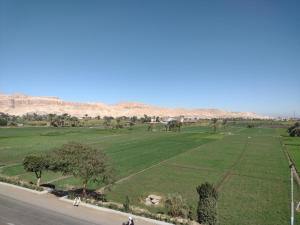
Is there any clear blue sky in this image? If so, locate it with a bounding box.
[0,0,299,117]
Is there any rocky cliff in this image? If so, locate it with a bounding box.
[0,94,265,119]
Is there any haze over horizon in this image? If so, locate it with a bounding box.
[0,0,299,117]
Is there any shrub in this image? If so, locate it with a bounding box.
[196,182,218,225]
[247,124,254,128]
[165,194,189,218]
[123,195,130,212]
[0,118,7,126]
[288,122,300,137]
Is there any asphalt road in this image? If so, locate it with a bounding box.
[0,193,101,225]
[0,183,167,225]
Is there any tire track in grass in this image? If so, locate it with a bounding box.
[97,139,218,192]
[231,172,287,183]
[164,163,221,173]
[47,175,73,184]
[0,163,20,169]
[162,163,287,183]
[215,139,249,191]
[0,163,22,175]
[99,128,247,192]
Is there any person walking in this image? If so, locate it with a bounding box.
[73,196,81,207]
[127,217,134,225]
[73,197,77,206]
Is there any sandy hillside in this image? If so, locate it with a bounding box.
[0,94,266,119]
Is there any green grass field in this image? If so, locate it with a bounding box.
[0,125,299,225]
[280,132,300,171]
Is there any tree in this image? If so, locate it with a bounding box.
[211,118,218,133]
[172,120,182,132]
[148,123,154,131]
[130,116,138,123]
[0,113,9,126]
[129,121,135,130]
[103,116,112,129]
[288,122,300,137]
[0,118,7,126]
[167,120,182,132]
[247,123,254,128]
[196,182,218,225]
[142,114,151,123]
[70,116,79,127]
[48,114,56,123]
[50,142,113,196]
[222,119,228,130]
[23,155,48,186]
[116,117,122,129]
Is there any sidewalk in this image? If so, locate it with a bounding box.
[0,182,171,225]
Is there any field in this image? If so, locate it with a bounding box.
[0,124,299,225]
[280,131,300,171]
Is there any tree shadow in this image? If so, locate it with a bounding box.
[49,186,107,201]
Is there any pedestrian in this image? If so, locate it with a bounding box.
[76,196,81,207]
[73,196,81,207]
[127,217,134,225]
[73,197,77,206]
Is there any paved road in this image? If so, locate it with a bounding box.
[0,183,162,225]
[0,194,100,225]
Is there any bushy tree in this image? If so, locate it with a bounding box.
[0,118,7,126]
[196,182,218,225]
[247,123,254,128]
[211,118,218,133]
[288,122,300,137]
[0,113,9,126]
[23,155,48,186]
[115,117,123,129]
[130,116,138,123]
[49,142,113,196]
[165,194,189,218]
[166,120,182,132]
[103,116,113,128]
[141,114,151,123]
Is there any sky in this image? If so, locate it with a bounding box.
[0,0,299,117]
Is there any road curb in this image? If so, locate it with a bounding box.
[0,181,49,195]
[59,196,174,225]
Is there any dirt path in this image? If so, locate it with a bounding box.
[47,175,73,184]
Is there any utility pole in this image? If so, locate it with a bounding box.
[290,163,294,225]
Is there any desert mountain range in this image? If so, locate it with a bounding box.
[0,94,266,119]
